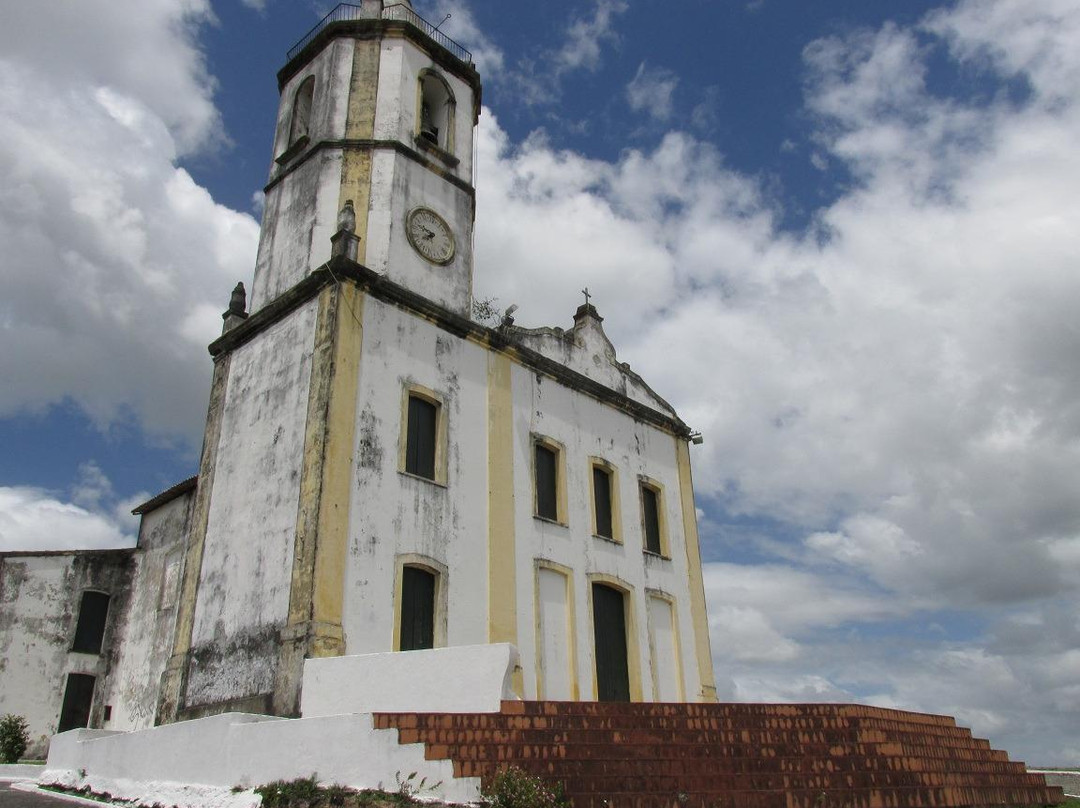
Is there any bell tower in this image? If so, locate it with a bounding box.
[251,0,481,317]
[158,3,484,724]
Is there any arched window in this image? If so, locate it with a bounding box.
[288,75,315,147]
[416,70,455,155]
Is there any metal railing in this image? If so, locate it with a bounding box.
[287,3,473,64]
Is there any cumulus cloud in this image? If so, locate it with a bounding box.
[0,476,138,553]
[467,0,1080,761]
[0,2,260,442]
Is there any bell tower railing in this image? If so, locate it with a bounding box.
[287,3,473,64]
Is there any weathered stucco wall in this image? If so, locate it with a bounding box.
[371,36,476,180]
[335,294,699,703]
[101,491,192,732]
[186,298,319,709]
[342,297,490,654]
[0,551,133,758]
[252,37,355,310]
[365,37,476,317]
[508,361,700,702]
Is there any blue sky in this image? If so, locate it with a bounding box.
[2,0,1079,765]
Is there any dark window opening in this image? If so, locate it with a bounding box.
[288,76,315,146]
[535,443,558,520]
[400,566,436,651]
[72,591,110,654]
[593,466,613,538]
[405,395,437,480]
[57,673,96,733]
[642,486,662,554]
[592,584,630,702]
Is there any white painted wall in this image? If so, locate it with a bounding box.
[187,298,318,707]
[364,149,475,315]
[536,568,573,700]
[301,644,518,716]
[507,363,701,703]
[342,298,490,656]
[102,492,191,731]
[0,552,131,758]
[372,37,476,180]
[253,38,355,310]
[43,710,478,806]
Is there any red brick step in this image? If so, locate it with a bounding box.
[374,701,1064,808]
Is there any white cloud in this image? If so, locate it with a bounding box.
[510,0,629,105]
[417,0,505,78]
[0,0,222,155]
[466,0,1080,762]
[0,486,134,552]
[626,63,679,121]
[0,2,260,443]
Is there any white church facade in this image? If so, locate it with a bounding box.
[0,0,715,758]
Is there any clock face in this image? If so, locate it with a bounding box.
[406,207,455,265]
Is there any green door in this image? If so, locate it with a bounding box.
[592,583,630,701]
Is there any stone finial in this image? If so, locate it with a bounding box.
[228,282,247,316]
[331,200,361,261]
[337,199,356,234]
[573,302,603,324]
[222,281,249,333]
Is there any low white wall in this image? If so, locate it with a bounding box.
[42,711,478,807]
[301,643,520,717]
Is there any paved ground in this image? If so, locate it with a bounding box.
[0,783,75,808]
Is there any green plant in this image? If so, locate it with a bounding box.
[394,771,441,800]
[480,766,569,808]
[255,776,323,808]
[0,714,30,764]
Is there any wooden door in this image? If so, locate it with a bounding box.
[592,583,630,701]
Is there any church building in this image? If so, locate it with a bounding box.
[0,0,716,757]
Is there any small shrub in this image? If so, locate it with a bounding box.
[393,771,440,800]
[0,714,30,764]
[256,776,322,808]
[480,766,569,808]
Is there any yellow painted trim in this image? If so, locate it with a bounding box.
[487,352,521,695]
[398,383,449,485]
[638,475,670,558]
[645,588,685,702]
[588,457,622,544]
[309,284,364,642]
[675,438,718,702]
[531,434,569,526]
[339,38,381,264]
[392,554,449,651]
[586,573,643,703]
[532,559,578,701]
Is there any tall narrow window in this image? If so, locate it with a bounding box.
[71,591,110,655]
[641,485,662,555]
[593,466,614,539]
[288,76,315,146]
[405,394,437,480]
[535,443,558,521]
[399,566,436,651]
[57,673,96,733]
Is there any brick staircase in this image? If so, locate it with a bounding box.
[373,701,1065,808]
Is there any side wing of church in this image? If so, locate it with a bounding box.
[0,1,715,755]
